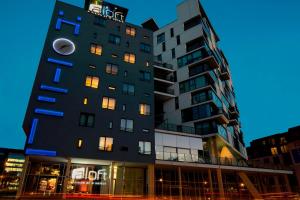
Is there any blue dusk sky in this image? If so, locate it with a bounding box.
[0,0,300,149]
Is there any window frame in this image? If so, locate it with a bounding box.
[139,103,151,116]
[79,112,95,128]
[108,34,121,45]
[85,75,99,89]
[122,83,135,96]
[126,26,136,37]
[90,43,102,55]
[105,63,119,75]
[139,141,151,155]
[120,118,134,132]
[102,97,116,110]
[99,137,114,152]
[124,53,136,64]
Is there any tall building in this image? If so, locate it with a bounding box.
[247,125,300,192]
[153,0,247,166]
[21,0,155,197]
[18,0,297,199]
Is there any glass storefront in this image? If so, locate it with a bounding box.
[0,154,24,196]
[67,164,110,194]
[23,162,65,194]
[23,160,147,197]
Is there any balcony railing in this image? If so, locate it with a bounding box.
[154,86,175,95]
[154,73,175,82]
[156,123,195,135]
[156,153,291,170]
[153,59,174,70]
[192,90,222,108]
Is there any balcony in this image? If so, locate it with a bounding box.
[154,74,175,85]
[212,108,230,124]
[156,122,195,135]
[156,151,249,168]
[153,59,174,71]
[229,106,239,118]
[182,104,229,125]
[229,119,239,126]
[154,86,175,101]
[220,67,230,80]
[177,46,221,69]
[192,89,222,108]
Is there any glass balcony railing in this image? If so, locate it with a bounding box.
[156,123,195,135]
[154,86,175,95]
[156,151,250,167]
[153,59,174,70]
[154,73,175,82]
[192,90,222,108]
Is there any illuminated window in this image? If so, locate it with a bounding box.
[105,63,118,75]
[124,53,136,64]
[79,113,95,127]
[281,145,288,153]
[271,147,278,155]
[102,97,116,110]
[126,26,136,37]
[83,97,88,105]
[120,119,133,132]
[99,137,113,152]
[122,83,135,95]
[146,61,150,67]
[139,141,151,155]
[85,76,99,88]
[139,104,151,115]
[90,43,102,55]
[76,139,83,148]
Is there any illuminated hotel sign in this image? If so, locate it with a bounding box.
[71,167,107,184]
[86,0,128,23]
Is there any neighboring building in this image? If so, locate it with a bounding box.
[0,148,24,196]
[19,0,297,199]
[247,125,300,192]
[153,0,246,167]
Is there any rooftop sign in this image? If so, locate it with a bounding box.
[85,0,128,23]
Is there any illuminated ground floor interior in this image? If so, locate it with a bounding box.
[15,156,298,199]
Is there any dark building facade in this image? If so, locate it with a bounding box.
[247,125,300,192]
[20,0,155,197]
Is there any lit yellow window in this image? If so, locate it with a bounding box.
[99,137,113,151]
[139,104,150,115]
[85,76,99,88]
[271,147,278,155]
[124,53,135,64]
[77,139,83,148]
[126,26,136,37]
[83,98,88,105]
[90,43,102,55]
[102,97,116,110]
